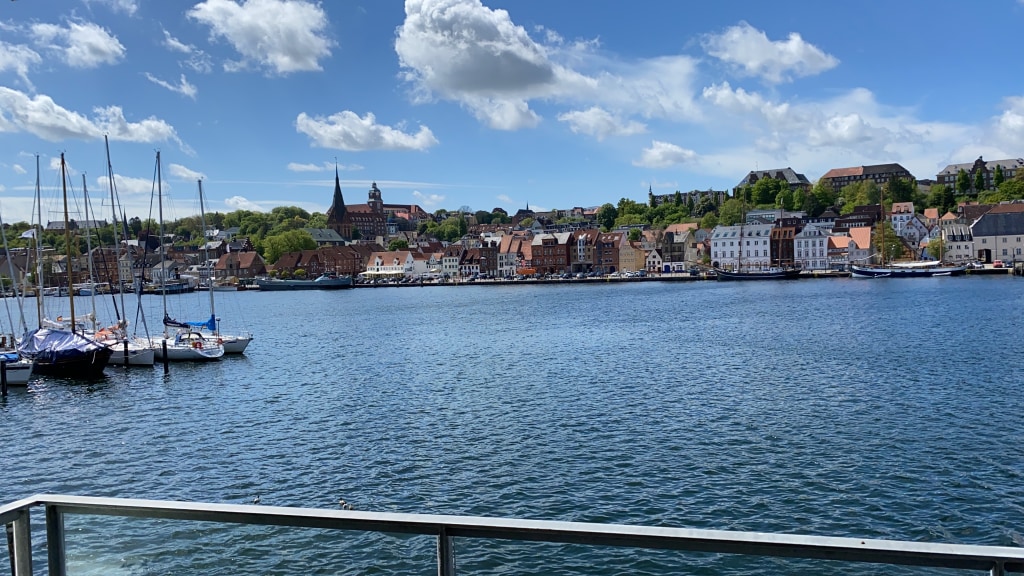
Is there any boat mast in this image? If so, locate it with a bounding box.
[82,174,98,332]
[60,154,77,333]
[104,135,127,322]
[156,151,168,334]
[198,179,216,331]
[33,155,43,327]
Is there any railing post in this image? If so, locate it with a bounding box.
[11,510,32,576]
[991,561,1006,576]
[437,526,455,576]
[45,505,66,576]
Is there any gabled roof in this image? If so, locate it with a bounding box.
[847,227,872,249]
[971,209,1024,237]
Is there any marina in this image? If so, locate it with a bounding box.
[3,277,1024,574]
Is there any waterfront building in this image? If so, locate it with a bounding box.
[899,214,930,247]
[890,202,914,235]
[531,232,573,274]
[325,169,387,241]
[939,222,974,263]
[442,244,464,278]
[710,222,773,270]
[793,224,829,271]
[937,156,1024,193]
[571,229,599,273]
[819,163,914,195]
[214,251,266,280]
[594,232,624,273]
[497,234,528,277]
[970,202,1024,263]
[645,248,663,272]
[365,251,415,278]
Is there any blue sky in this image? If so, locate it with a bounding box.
[1,0,1023,227]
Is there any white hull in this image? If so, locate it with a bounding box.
[150,334,225,361]
[106,343,157,366]
[1,359,34,386]
[219,334,252,354]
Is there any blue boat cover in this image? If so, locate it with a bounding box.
[163,313,216,331]
[18,328,108,363]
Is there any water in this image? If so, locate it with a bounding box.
[3,277,1024,575]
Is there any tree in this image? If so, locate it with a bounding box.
[388,239,409,251]
[699,212,718,229]
[718,198,743,226]
[927,235,944,261]
[519,217,534,228]
[872,221,905,263]
[490,211,510,224]
[674,191,683,206]
[474,210,492,225]
[307,212,327,228]
[928,184,955,215]
[628,228,642,241]
[648,190,656,208]
[596,203,617,231]
[751,178,787,206]
[261,229,316,263]
[885,178,916,203]
[994,164,1005,188]
[811,180,837,213]
[775,188,794,211]
[956,169,971,196]
[974,169,986,193]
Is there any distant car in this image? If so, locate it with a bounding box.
[967,261,984,269]
[993,260,1005,268]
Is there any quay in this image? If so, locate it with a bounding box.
[3,495,1022,575]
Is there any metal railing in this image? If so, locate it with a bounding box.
[3,494,1023,575]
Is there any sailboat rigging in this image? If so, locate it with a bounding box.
[17,153,113,377]
[715,184,801,281]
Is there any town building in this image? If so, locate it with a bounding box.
[819,163,914,194]
[733,167,811,195]
[937,157,1024,192]
[970,202,1024,263]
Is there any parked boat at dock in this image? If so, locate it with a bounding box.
[255,274,353,291]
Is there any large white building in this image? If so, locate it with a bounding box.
[710,223,774,271]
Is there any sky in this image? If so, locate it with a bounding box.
[1,0,1024,227]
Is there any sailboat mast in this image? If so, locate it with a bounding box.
[82,175,98,332]
[105,135,128,318]
[198,179,216,325]
[156,151,168,331]
[60,154,77,332]
[33,155,43,328]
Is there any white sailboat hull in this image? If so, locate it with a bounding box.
[150,335,224,361]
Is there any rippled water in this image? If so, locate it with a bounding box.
[3,277,1024,574]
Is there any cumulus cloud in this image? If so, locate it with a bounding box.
[31,20,125,68]
[85,0,139,15]
[168,163,205,181]
[991,95,1024,150]
[0,41,43,90]
[702,22,838,84]
[558,106,646,140]
[702,82,790,123]
[411,190,445,207]
[633,140,697,169]
[0,87,185,148]
[188,0,333,74]
[295,110,438,151]
[396,0,596,129]
[224,195,264,211]
[145,73,198,99]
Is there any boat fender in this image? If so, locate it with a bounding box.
[217,338,223,345]
[57,316,63,322]
[192,341,203,349]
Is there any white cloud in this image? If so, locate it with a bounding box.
[295,110,439,151]
[188,0,333,74]
[411,190,445,207]
[395,0,700,130]
[97,174,154,195]
[496,194,513,203]
[396,0,595,129]
[557,106,646,141]
[162,29,213,73]
[85,0,139,15]
[990,96,1024,151]
[702,82,790,123]
[633,140,697,169]
[702,22,838,84]
[168,163,205,181]
[12,164,26,175]
[0,87,185,148]
[287,161,363,172]
[145,73,198,99]
[224,195,264,211]
[31,20,125,69]
[0,41,42,90]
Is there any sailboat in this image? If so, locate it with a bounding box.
[148,152,224,361]
[172,179,252,354]
[715,189,801,281]
[0,181,35,385]
[84,139,156,366]
[850,191,966,278]
[17,153,113,377]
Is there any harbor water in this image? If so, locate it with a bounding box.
[2,276,1024,574]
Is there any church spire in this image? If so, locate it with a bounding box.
[329,165,346,217]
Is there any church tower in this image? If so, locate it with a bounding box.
[368,182,383,214]
[325,167,352,239]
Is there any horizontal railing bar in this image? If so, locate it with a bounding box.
[0,497,43,526]
[9,494,1024,572]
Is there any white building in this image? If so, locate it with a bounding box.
[710,222,774,270]
[793,224,829,271]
